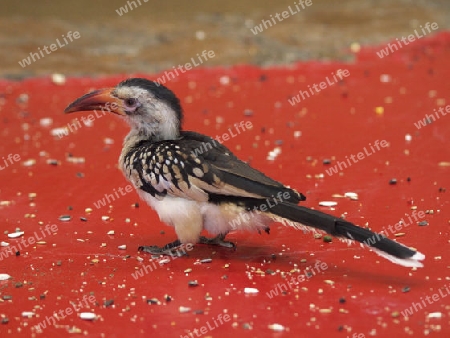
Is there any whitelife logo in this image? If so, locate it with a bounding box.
[413,104,449,130]
[266,260,328,298]
[0,153,21,171]
[18,31,81,68]
[288,69,350,106]
[228,192,291,230]
[250,0,313,35]
[190,121,253,157]
[376,22,439,58]
[401,281,450,317]
[153,50,215,87]
[53,102,119,138]
[116,0,148,16]
[0,224,58,261]
[363,210,426,247]
[325,140,388,176]
[34,295,96,332]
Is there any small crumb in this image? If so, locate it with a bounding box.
[0,274,12,281]
[319,201,337,207]
[179,306,191,313]
[200,258,212,264]
[389,178,397,185]
[244,287,259,294]
[79,312,96,320]
[268,324,285,332]
[188,280,199,287]
[427,312,442,319]
[323,235,332,243]
[8,232,24,239]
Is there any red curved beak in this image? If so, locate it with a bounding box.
[64,88,125,116]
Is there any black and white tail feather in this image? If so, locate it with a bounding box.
[269,203,425,268]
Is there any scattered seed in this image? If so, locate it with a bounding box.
[21,312,34,317]
[184,268,192,273]
[314,233,322,239]
[1,241,9,247]
[40,118,53,127]
[22,159,36,167]
[319,308,332,314]
[319,201,337,207]
[323,159,331,165]
[101,216,110,221]
[85,208,93,213]
[389,179,397,185]
[323,235,332,243]
[344,192,358,200]
[244,287,259,294]
[107,230,115,235]
[147,298,160,305]
[104,299,114,307]
[374,106,384,115]
[324,280,335,285]
[394,233,405,237]
[200,258,212,263]
[402,287,410,293]
[339,297,346,303]
[59,215,71,222]
[188,280,199,287]
[418,221,428,226]
[8,232,24,238]
[79,312,96,320]
[2,295,12,300]
[104,138,114,145]
[159,258,170,264]
[164,295,172,302]
[268,323,285,332]
[118,245,127,250]
[1,318,9,324]
[80,217,87,222]
[46,159,59,166]
[427,312,442,319]
[179,306,191,313]
[391,311,400,318]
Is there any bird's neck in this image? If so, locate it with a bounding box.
[125,122,180,144]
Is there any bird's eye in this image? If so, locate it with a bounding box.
[124,98,138,107]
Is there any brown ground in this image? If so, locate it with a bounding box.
[0,0,449,78]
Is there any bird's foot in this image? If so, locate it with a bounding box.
[138,239,188,257]
[199,234,236,249]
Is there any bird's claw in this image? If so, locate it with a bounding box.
[138,239,187,257]
[199,235,236,249]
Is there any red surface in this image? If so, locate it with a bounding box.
[1,33,449,338]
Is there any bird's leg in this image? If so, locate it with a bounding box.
[199,233,236,249]
[138,239,188,257]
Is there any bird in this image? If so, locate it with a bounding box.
[64,78,425,268]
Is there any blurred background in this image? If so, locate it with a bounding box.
[0,0,449,78]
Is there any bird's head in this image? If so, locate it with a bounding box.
[64,78,183,141]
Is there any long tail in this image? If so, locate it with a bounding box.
[270,202,425,268]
